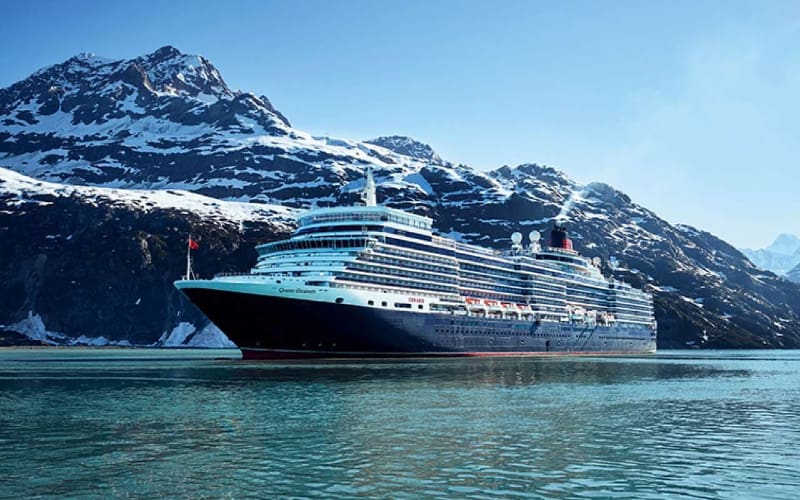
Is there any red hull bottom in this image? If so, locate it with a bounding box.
[239,348,652,360]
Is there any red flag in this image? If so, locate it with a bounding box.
[188,238,199,250]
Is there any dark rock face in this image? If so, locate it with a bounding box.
[2,47,800,347]
[0,329,47,347]
[0,180,293,344]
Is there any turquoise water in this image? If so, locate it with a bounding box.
[1,349,799,499]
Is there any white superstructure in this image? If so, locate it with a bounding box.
[217,176,657,330]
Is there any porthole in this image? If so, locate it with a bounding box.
[335,297,344,304]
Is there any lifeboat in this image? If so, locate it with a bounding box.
[465,297,485,314]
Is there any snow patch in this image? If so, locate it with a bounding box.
[70,335,111,346]
[0,167,297,231]
[402,173,434,196]
[6,312,67,344]
[186,323,236,348]
[159,322,196,346]
[555,186,590,222]
[155,322,236,348]
[680,296,704,308]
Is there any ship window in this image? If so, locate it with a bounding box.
[395,303,412,309]
[335,297,344,304]
[381,301,387,307]
[368,300,374,306]
[418,304,424,310]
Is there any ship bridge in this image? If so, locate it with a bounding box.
[296,206,432,236]
[295,168,432,236]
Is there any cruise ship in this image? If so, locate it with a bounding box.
[175,171,657,359]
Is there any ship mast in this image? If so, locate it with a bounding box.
[185,235,195,280]
[361,168,377,207]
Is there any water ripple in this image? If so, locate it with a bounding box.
[0,349,799,498]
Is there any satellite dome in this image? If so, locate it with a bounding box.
[511,232,523,245]
[529,230,541,242]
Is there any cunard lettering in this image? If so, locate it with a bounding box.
[280,287,316,294]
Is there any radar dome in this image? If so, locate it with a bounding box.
[529,230,540,242]
[511,232,523,245]
[592,257,601,267]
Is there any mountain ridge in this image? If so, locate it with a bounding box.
[787,262,800,283]
[365,136,445,164]
[740,233,800,276]
[2,47,800,348]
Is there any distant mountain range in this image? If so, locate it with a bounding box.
[787,263,800,283]
[740,234,800,280]
[2,46,800,348]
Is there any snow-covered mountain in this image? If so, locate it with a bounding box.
[787,263,800,283]
[740,234,800,276]
[0,46,468,208]
[2,46,800,348]
[765,234,800,255]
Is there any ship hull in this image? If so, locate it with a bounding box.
[178,287,656,359]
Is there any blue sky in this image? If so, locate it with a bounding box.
[2,0,798,248]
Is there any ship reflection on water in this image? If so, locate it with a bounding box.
[224,354,740,387]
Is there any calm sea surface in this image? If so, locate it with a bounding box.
[1,349,799,499]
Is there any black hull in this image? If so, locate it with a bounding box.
[179,289,657,359]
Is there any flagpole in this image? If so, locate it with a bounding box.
[186,235,191,280]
